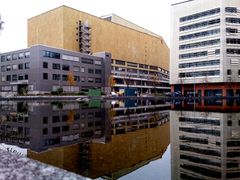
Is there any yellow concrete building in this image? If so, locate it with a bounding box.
[28,6,170,94]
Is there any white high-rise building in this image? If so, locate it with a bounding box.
[170,0,240,97]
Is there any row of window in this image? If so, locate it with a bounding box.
[43,50,102,66]
[1,63,30,72]
[180,18,220,32]
[180,154,221,167]
[42,73,102,83]
[179,59,220,69]
[1,52,30,62]
[226,7,238,13]
[226,17,240,24]
[226,28,239,34]
[179,127,221,136]
[179,39,220,50]
[227,49,240,55]
[2,74,28,82]
[179,70,220,78]
[226,38,240,45]
[42,62,101,74]
[180,8,220,22]
[179,49,220,59]
[180,28,220,41]
[179,117,220,125]
[114,59,168,74]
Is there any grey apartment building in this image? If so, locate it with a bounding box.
[0,45,111,96]
[171,0,240,97]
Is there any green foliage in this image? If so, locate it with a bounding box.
[51,87,63,95]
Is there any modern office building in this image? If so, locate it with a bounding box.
[171,0,240,97]
[0,45,111,96]
[27,6,170,95]
[170,108,240,180]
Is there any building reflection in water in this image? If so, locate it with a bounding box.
[0,99,170,179]
[171,99,240,180]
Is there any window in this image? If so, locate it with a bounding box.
[180,29,220,41]
[43,73,48,80]
[88,68,94,74]
[81,77,85,82]
[62,75,67,81]
[179,70,220,78]
[6,65,11,71]
[42,128,48,135]
[18,53,24,59]
[238,70,240,75]
[95,60,102,65]
[12,54,18,60]
[227,120,232,126]
[180,39,220,50]
[179,51,208,59]
[62,54,79,61]
[6,55,11,61]
[95,78,102,83]
[12,64,18,70]
[179,59,220,68]
[81,67,85,73]
[6,75,11,81]
[12,74,17,82]
[150,66,158,70]
[62,65,69,71]
[227,69,232,75]
[226,18,240,24]
[1,56,5,62]
[25,52,30,58]
[18,64,23,70]
[1,76,6,82]
[227,49,240,55]
[25,74,28,80]
[226,7,237,13]
[52,63,60,70]
[73,66,80,72]
[43,50,60,59]
[25,63,30,69]
[81,57,93,64]
[1,65,5,72]
[52,116,60,123]
[180,19,220,31]
[115,60,125,65]
[226,28,238,33]
[226,38,240,44]
[52,74,60,80]
[95,69,102,74]
[127,62,138,67]
[52,127,60,134]
[43,62,48,68]
[43,117,48,124]
[180,8,220,22]
[74,76,80,82]
[18,75,24,80]
[88,77,94,83]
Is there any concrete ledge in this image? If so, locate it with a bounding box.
[0,149,84,180]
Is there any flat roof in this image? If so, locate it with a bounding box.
[171,0,194,6]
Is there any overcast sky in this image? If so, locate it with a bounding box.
[0,0,181,52]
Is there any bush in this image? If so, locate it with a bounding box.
[51,88,63,95]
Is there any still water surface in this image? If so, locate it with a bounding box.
[0,99,239,179]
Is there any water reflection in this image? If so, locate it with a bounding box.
[171,99,240,180]
[0,99,170,179]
